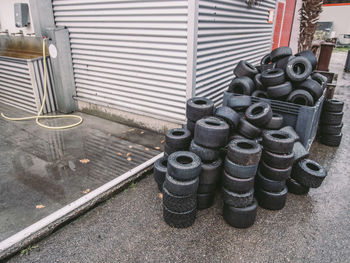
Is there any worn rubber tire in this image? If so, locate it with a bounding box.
[154,157,168,191]
[197,183,216,194]
[215,106,240,129]
[292,141,310,163]
[166,128,192,149]
[222,170,255,194]
[164,143,188,156]
[320,123,343,135]
[259,160,292,181]
[261,68,286,86]
[286,178,310,195]
[261,53,272,65]
[275,55,295,70]
[167,151,201,181]
[227,138,262,165]
[256,169,286,192]
[189,140,220,162]
[323,99,344,112]
[223,199,257,228]
[245,102,273,127]
[256,187,288,210]
[292,159,327,188]
[254,73,264,90]
[286,89,314,106]
[320,133,342,147]
[197,192,215,210]
[270,46,293,62]
[311,72,328,87]
[267,81,293,99]
[262,130,295,154]
[186,97,214,122]
[279,126,300,142]
[252,90,268,98]
[224,157,258,179]
[163,205,196,228]
[163,187,196,213]
[194,117,230,148]
[321,111,344,125]
[238,118,262,139]
[187,119,196,134]
[261,150,294,169]
[285,56,312,82]
[298,79,323,101]
[234,60,259,78]
[223,92,252,110]
[222,187,254,208]
[265,113,284,129]
[228,76,255,95]
[296,50,317,70]
[163,173,199,196]
[199,158,223,185]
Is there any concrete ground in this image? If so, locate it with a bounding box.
[7,52,350,263]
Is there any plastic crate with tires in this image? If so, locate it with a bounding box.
[223,89,326,150]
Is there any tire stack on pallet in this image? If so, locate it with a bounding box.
[319,99,344,147]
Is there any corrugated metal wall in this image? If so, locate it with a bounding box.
[195,0,276,105]
[52,0,189,122]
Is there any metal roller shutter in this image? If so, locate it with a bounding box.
[52,0,189,123]
[196,0,276,105]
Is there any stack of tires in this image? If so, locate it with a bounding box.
[186,97,215,135]
[191,116,229,209]
[319,99,344,147]
[162,151,201,228]
[164,128,192,157]
[256,130,295,210]
[222,138,262,228]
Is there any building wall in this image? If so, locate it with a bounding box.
[319,5,350,36]
[0,0,35,35]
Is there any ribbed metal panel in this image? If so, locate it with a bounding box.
[196,0,276,105]
[52,0,189,122]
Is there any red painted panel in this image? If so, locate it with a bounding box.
[272,2,285,50]
[280,0,296,47]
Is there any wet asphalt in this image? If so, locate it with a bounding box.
[6,52,350,263]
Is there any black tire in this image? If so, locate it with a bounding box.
[163,173,199,196]
[275,55,294,70]
[265,113,284,129]
[261,150,294,169]
[197,183,217,194]
[286,178,310,195]
[187,119,196,134]
[228,76,255,95]
[234,60,259,78]
[254,73,264,90]
[267,81,293,99]
[227,138,262,165]
[238,118,262,139]
[197,192,215,210]
[311,72,328,87]
[224,157,258,179]
[259,160,292,181]
[186,97,214,122]
[194,117,230,148]
[163,205,196,228]
[154,157,168,191]
[261,53,272,65]
[320,133,342,147]
[285,56,312,82]
[222,187,254,208]
[252,90,268,98]
[270,46,293,62]
[166,128,192,149]
[286,89,314,106]
[162,187,196,213]
[323,99,344,112]
[189,140,220,162]
[164,143,188,156]
[280,126,300,142]
[222,170,255,193]
[261,68,285,86]
[215,106,240,129]
[228,132,246,141]
[223,199,258,228]
[296,50,317,70]
[292,141,310,163]
[224,93,252,110]
[262,130,295,154]
[298,79,323,101]
[167,151,201,181]
[292,159,327,188]
[321,111,343,125]
[245,102,273,127]
[320,123,343,135]
[256,187,288,210]
[256,169,286,192]
[199,158,223,185]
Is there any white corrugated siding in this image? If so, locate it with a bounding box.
[196,0,276,104]
[52,0,189,122]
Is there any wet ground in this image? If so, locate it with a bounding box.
[0,104,162,242]
[6,51,350,263]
